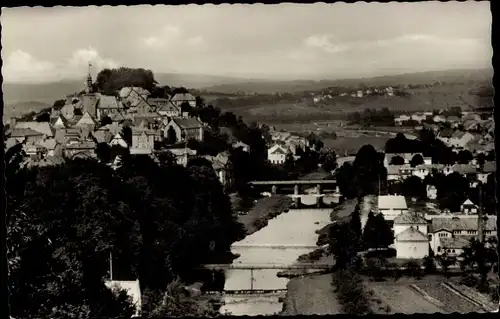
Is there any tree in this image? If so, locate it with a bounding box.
[402,259,423,278]
[410,154,424,167]
[74,108,83,116]
[389,155,405,165]
[437,250,457,278]
[121,126,132,147]
[402,176,426,200]
[95,142,112,163]
[95,67,157,94]
[320,149,337,172]
[35,112,50,122]
[335,162,356,199]
[423,254,437,274]
[100,115,113,127]
[362,211,394,250]
[353,145,386,196]
[53,99,66,110]
[457,150,473,164]
[460,237,498,287]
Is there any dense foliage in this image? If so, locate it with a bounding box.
[347,108,395,127]
[95,67,157,95]
[6,145,245,318]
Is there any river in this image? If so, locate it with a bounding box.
[219,207,332,316]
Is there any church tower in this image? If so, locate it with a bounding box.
[85,62,93,93]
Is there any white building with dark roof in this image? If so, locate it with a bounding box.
[394,226,429,259]
[377,195,408,221]
[393,212,428,237]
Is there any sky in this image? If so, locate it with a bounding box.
[1,2,492,83]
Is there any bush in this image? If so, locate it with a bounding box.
[402,260,423,278]
[364,248,396,259]
[423,255,436,274]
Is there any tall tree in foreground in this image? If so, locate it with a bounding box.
[362,211,394,250]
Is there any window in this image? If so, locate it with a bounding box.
[439,233,448,238]
[453,230,460,235]
[467,230,476,235]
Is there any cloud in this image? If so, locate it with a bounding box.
[304,35,349,53]
[142,24,205,51]
[3,48,119,83]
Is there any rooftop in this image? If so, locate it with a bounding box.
[393,212,427,225]
[171,118,203,129]
[430,216,497,233]
[378,195,408,210]
[395,226,428,242]
[439,237,471,249]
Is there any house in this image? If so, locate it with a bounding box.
[171,92,197,108]
[394,226,429,259]
[35,138,58,157]
[105,279,142,318]
[384,153,425,167]
[130,128,156,155]
[267,144,289,165]
[429,216,497,255]
[411,113,426,123]
[426,185,437,200]
[433,115,446,123]
[356,90,363,98]
[168,148,197,167]
[477,161,496,183]
[393,211,428,237]
[11,120,54,138]
[451,164,477,177]
[109,133,129,148]
[92,127,114,144]
[387,165,403,181]
[377,195,408,222]
[154,100,181,117]
[163,118,204,143]
[96,95,126,120]
[119,87,151,107]
[460,199,478,215]
[446,116,461,123]
[9,128,46,144]
[386,86,394,96]
[449,131,475,148]
[394,115,411,126]
[63,141,96,159]
[232,141,251,153]
[437,129,454,145]
[52,114,70,130]
[271,131,292,142]
[412,165,430,180]
[205,152,234,189]
[80,93,99,118]
[75,111,98,130]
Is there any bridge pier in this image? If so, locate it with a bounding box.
[294,184,300,208]
[316,184,322,207]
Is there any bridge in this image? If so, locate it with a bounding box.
[248,179,338,208]
[201,263,334,293]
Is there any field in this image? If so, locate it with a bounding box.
[322,135,391,154]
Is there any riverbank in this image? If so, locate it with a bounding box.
[235,195,294,236]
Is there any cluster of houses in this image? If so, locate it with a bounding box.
[395,111,494,152]
[376,195,497,260]
[266,130,310,164]
[384,152,496,199]
[4,70,254,191]
[312,86,396,103]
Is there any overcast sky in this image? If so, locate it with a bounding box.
[1,2,492,83]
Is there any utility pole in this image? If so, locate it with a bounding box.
[109,251,113,281]
[477,184,484,243]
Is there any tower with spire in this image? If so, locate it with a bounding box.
[85,62,93,93]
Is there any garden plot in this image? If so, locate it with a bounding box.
[416,282,485,313]
[368,283,444,314]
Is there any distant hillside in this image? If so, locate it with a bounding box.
[201,68,493,94]
[3,101,52,123]
[154,73,261,88]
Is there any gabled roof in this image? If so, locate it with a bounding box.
[395,227,428,242]
[378,195,407,210]
[81,94,99,112]
[439,237,471,249]
[157,101,180,113]
[430,216,497,233]
[98,95,124,109]
[52,114,70,129]
[170,118,203,129]
[119,87,150,99]
[451,164,477,175]
[76,112,98,126]
[393,212,427,225]
[171,92,196,102]
[110,112,126,122]
[461,199,476,206]
[482,161,496,173]
[92,130,114,144]
[14,121,54,137]
[10,128,45,137]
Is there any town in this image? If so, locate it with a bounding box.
[3,3,497,319]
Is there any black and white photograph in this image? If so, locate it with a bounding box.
[2,2,498,318]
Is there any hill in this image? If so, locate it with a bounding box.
[201,68,493,94]
[3,101,52,123]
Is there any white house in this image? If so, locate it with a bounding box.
[168,148,197,167]
[395,226,430,259]
[377,195,408,222]
[393,212,428,237]
[426,185,437,200]
[412,165,430,179]
[109,133,128,148]
[460,199,478,215]
[267,144,289,165]
[394,115,411,126]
